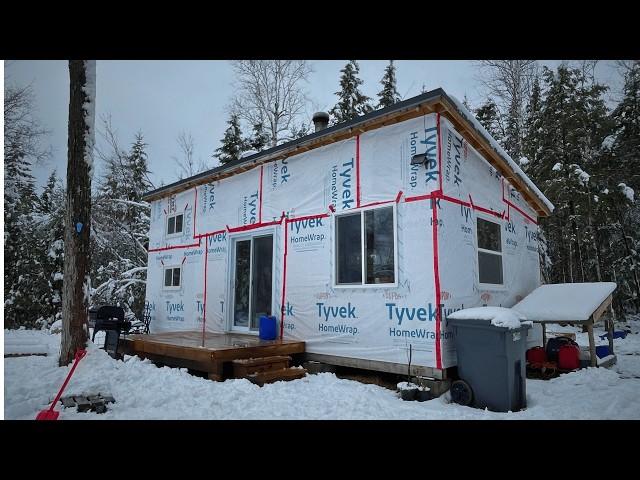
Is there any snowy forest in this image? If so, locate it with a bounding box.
[4,59,640,330]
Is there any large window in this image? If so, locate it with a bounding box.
[335,205,396,286]
[477,217,503,285]
[167,213,183,236]
[163,266,182,289]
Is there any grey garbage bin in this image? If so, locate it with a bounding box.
[448,317,531,412]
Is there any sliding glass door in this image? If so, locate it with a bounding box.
[231,234,273,332]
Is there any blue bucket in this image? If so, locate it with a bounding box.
[259,315,277,340]
[595,345,610,359]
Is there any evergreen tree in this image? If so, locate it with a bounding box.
[522,76,543,174]
[594,62,640,312]
[291,122,311,139]
[249,122,270,151]
[608,61,640,191]
[91,132,152,320]
[214,114,247,164]
[534,65,610,292]
[330,60,373,123]
[34,171,66,327]
[462,94,472,110]
[377,60,401,109]
[4,85,51,329]
[504,100,523,159]
[475,100,504,143]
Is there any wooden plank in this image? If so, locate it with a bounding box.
[246,367,307,386]
[131,351,215,372]
[592,294,612,324]
[232,356,291,378]
[608,304,616,355]
[304,352,445,380]
[74,396,92,413]
[208,361,224,382]
[587,321,597,367]
[597,354,617,368]
[60,396,76,409]
[4,353,48,358]
[211,342,305,361]
[232,355,292,366]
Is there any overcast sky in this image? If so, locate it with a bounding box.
[4,60,625,189]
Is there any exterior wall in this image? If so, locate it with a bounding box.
[144,112,541,371]
[437,118,542,364]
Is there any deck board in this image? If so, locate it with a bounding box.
[120,331,305,378]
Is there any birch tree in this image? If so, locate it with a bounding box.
[476,60,538,159]
[229,60,312,147]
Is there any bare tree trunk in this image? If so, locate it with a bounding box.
[60,60,95,366]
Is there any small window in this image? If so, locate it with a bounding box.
[167,213,184,236]
[335,205,396,286]
[477,217,503,285]
[163,266,181,288]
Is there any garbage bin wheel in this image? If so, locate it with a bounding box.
[450,380,473,406]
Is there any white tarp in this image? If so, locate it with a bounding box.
[144,111,542,371]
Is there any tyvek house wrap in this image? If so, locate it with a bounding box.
[144,112,541,371]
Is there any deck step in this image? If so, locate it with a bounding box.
[246,367,307,386]
[232,356,291,377]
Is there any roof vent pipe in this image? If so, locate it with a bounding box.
[312,112,330,132]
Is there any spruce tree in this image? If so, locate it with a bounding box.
[522,76,543,175]
[534,65,609,291]
[214,114,247,164]
[330,60,373,123]
[4,85,50,329]
[249,122,270,152]
[34,171,66,327]
[609,61,640,191]
[462,94,472,110]
[377,60,401,109]
[475,100,504,143]
[91,132,152,320]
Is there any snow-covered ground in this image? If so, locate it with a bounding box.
[4,316,640,420]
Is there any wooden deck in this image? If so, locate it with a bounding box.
[118,331,305,381]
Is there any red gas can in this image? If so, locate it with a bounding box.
[526,346,547,364]
[558,344,580,370]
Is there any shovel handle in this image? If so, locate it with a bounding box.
[48,349,87,411]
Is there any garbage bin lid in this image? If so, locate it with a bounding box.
[447,307,532,330]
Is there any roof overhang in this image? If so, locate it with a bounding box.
[142,88,552,217]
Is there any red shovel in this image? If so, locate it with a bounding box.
[36,349,87,420]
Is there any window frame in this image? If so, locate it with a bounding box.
[333,203,398,289]
[475,214,505,289]
[163,265,182,290]
[166,212,184,238]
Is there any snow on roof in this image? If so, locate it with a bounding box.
[512,282,617,322]
[447,94,555,213]
[447,306,530,330]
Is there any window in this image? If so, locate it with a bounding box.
[167,213,184,236]
[335,205,396,286]
[163,266,181,289]
[477,217,503,285]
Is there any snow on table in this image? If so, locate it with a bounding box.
[447,306,531,330]
[512,282,617,322]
